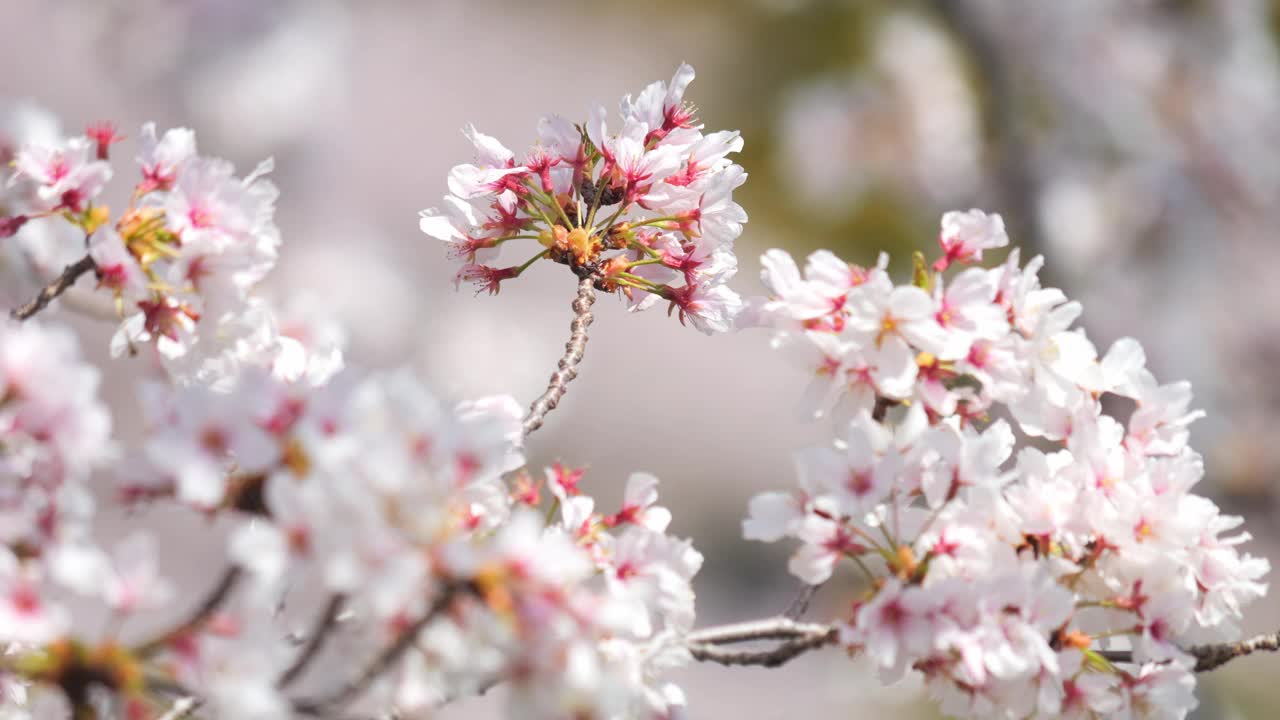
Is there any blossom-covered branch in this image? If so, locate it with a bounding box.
[135,566,242,656]
[740,211,1269,717]
[1099,629,1280,673]
[0,64,1272,720]
[688,618,1280,676]
[291,583,472,715]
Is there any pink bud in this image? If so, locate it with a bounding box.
[0,215,28,238]
[85,121,123,161]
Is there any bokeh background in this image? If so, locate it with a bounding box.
[3,0,1280,717]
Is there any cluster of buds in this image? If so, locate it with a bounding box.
[743,211,1269,718]
[421,64,748,333]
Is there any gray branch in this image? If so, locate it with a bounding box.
[522,275,597,438]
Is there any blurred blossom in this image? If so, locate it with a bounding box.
[823,653,925,712]
[4,0,1280,716]
[184,1,349,155]
[274,233,417,357]
[953,0,1280,490]
[421,303,559,401]
[873,12,982,201]
[0,102,83,304]
[777,11,980,217]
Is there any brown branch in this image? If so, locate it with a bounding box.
[10,254,97,321]
[687,617,838,668]
[291,582,469,715]
[521,275,597,438]
[1098,629,1280,672]
[691,615,1280,674]
[136,567,242,657]
[277,594,346,688]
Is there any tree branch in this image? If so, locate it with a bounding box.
[522,275,597,438]
[291,582,469,715]
[687,617,838,668]
[277,594,346,688]
[1098,629,1280,672]
[783,582,821,620]
[10,254,97,321]
[136,566,242,657]
[689,615,1280,675]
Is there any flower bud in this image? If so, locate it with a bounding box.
[0,215,29,238]
[606,222,633,250]
[537,227,556,248]
[567,227,595,264]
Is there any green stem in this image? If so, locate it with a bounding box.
[877,521,897,551]
[613,278,661,293]
[614,272,665,290]
[514,249,551,276]
[524,179,574,229]
[594,204,628,235]
[584,170,613,231]
[630,215,680,228]
[626,257,666,269]
[630,240,662,259]
[523,201,556,230]
[849,553,878,586]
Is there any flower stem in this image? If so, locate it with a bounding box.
[522,275,597,438]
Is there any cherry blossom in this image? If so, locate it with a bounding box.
[10,136,112,213]
[743,212,1268,719]
[421,63,748,334]
[0,77,1271,720]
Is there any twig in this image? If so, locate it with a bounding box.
[277,594,346,688]
[687,617,838,668]
[521,275,596,438]
[10,255,97,321]
[687,617,835,646]
[292,582,469,715]
[136,567,242,657]
[1098,629,1280,672]
[156,697,201,720]
[783,582,821,620]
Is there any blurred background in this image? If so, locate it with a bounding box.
[3,0,1280,716]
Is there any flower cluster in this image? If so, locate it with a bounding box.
[743,210,1269,718]
[0,320,111,553]
[125,369,700,718]
[0,343,701,718]
[2,122,339,386]
[0,77,714,720]
[420,63,748,333]
[0,103,87,287]
[1,67,1273,720]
